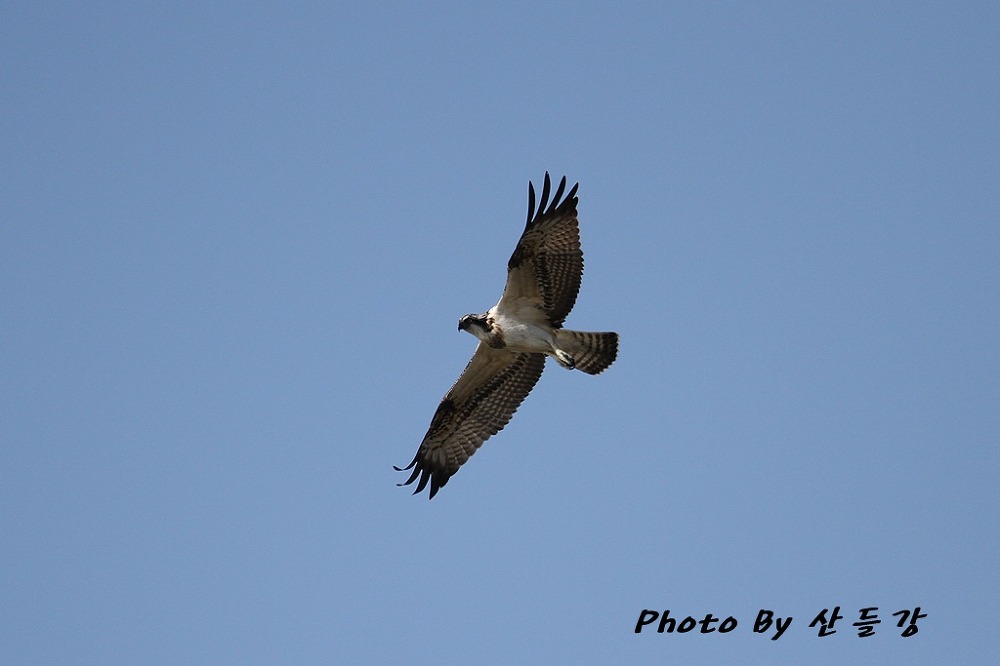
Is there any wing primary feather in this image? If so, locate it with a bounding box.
[395,459,421,487]
[549,175,567,215]
[565,182,579,207]
[393,460,415,473]
[536,172,552,224]
[414,466,431,495]
[526,180,536,227]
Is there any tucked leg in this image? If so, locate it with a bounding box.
[554,349,576,370]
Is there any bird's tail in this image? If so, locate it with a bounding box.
[554,330,619,375]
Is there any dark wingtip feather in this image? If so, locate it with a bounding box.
[548,176,567,215]
[525,173,580,228]
[526,180,536,227]
[565,181,579,204]
[393,455,418,473]
[536,173,552,223]
[396,451,452,498]
[413,465,432,495]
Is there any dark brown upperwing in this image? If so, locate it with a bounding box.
[501,173,583,328]
[395,345,546,498]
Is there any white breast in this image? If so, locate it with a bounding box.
[490,299,555,353]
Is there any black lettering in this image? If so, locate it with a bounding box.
[753,609,774,633]
[773,616,792,640]
[677,616,697,633]
[635,610,659,633]
[657,610,677,633]
[699,613,721,633]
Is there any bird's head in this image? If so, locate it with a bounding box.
[458,313,488,333]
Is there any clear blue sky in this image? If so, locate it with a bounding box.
[2,3,997,664]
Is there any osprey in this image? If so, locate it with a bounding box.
[396,174,618,498]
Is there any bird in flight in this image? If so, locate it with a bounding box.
[396,174,618,498]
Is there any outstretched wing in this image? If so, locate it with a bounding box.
[500,173,583,328]
[396,346,546,498]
